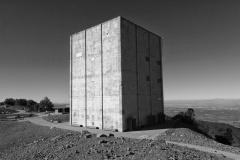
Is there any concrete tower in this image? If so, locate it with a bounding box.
[70,16,164,132]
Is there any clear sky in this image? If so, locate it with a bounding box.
[0,0,239,103]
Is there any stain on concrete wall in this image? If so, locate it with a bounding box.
[71,32,86,126]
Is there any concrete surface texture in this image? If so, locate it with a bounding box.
[70,16,164,132]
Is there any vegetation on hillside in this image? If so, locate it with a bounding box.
[172,108,198,127]
[172,108,236,146]
[215,128,233,145]
[3,98,15,106]
[0,97,54,112]
[197,121,238,147]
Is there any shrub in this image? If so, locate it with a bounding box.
[172,108,198,127]
[15,99,27,106]
[4,98,15,106]
[39,97,54,111]
[214,128,233,145]
[215,135,231,145]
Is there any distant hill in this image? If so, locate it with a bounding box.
[165,99,240,107]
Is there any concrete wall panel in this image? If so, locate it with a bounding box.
[102,18,122,131]
[159,38,164,115]
[137,27,151,95]
[137,27,151,126]
[149,33,163,117]
[121,18,138,129]
[71,32,86,126]
[151,95,163,119]
[138,95,151,126]
[86,25,102,128]
[121,19,137,72]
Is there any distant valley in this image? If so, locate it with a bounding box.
[164,99,240,128]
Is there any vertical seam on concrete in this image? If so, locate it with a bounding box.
[160,37,164,114]
[135,25,140,128]
[148,33,153,116]
[119,17,122,131]
[85,30,87,126]
[70,35,72,125]
[101,24,104,130]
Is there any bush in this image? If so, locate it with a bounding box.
[27,100,37,106]
[172,108,198,127]
[215,135,231,145]
[4,98,15,106]
[215,128,233,145]
[15,99,27,106]
[39,97,54,111]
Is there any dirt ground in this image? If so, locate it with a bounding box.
[0,121,233,160]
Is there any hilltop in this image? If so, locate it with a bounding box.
[0,121,236,160]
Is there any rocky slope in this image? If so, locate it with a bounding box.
[157,128,240,155]
[0,121,232,160]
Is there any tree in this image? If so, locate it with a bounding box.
[0,102,4,105]
[186,108,195,118]
[15,99,27,106]
[27,100,37,106]
[33,104,40,112]
[39,97,54,111]
[172,108,198,127]
[4,98,15,106]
